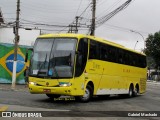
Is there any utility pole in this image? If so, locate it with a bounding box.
[75,16,79,33]
[68,25,73,33]
[11,0,20,89]
[90,0,96,36]
[68,16,80,33]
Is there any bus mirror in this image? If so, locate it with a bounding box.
[25,48,33,62]
[25,52,28,62]
[76,51,80,54]
[28,48,33,51]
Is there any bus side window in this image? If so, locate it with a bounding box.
[118,49,123,64]
[100,45,107,61]
[89,40,99,59]
[133,54,138,66]
[75,38,88,77]
[138,55,146,68]
[128,54,134,66]
[142,56,147,68]
[124,52,130,65]
[108,46,117,63]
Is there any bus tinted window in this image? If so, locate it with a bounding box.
[100,44,108,61]
[75,38,88,77]
[117,49,124,64]
[89,40,99,59]
[89,39,146,68]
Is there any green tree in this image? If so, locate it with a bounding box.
[144,31,160,69]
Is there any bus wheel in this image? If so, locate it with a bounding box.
[133,85,139,97]
[76,85,93,102]
[46,94,60,99]
[128,85,133,98]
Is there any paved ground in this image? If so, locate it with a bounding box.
[0,81,160,120]
[0,84,28,92]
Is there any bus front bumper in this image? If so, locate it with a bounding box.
[29,84,73,96]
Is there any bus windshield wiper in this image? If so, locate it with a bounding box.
[52,56,59,78]
[37,53,48,76]
[47,40,59,78]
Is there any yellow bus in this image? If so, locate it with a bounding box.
[27,33,147,102]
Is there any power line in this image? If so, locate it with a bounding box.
[103,24,149,35]
[21,4,78,13]
[20,18,68,25]
[97,0,107,6]
[97,0,123,18]
[58,2,92,34]
[20,22,69,28]
[96,0,133,27]
[79,2,92,17]
[75,0,83,16]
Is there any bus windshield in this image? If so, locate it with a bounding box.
[30,38,77,78]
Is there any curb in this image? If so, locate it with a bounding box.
[147,81,160,85]
[0,88,28,92]
[0,104,69,112]
[0,84,28,92]
[0,106,8,112]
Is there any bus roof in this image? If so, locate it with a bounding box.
[38,33,145,56]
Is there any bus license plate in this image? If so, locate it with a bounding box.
[43,89,51,93]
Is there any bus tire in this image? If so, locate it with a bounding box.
[128,85,133,98]
[46,94,60,99]
[76,85,93,102]
[133,85,139,97]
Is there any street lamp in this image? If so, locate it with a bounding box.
[130,30,145,49]
[134,41,138,50]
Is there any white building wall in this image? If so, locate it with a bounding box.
[0,27,40,46]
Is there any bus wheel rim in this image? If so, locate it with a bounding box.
[134,87,138,95]
[82,88,90,100]
[129,88,133,96]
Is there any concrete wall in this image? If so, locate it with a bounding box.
[0,43,31,84]
[0,27,40,84]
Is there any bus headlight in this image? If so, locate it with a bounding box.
[59,82,72,87]
[29,82,37,85]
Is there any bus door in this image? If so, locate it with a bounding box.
[74,38,88,95]
[87,40,103,94]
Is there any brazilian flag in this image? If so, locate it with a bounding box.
[0,43,31,84]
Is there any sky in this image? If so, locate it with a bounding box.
[0,0,160,51]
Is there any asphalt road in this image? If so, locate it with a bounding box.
[0,82,160,119]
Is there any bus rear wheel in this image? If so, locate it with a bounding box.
[76,85,93,102]
[46,94,60,99]
[128,85,133,98]
[133,85,139,97]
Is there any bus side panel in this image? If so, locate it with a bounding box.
[72,75,86,96]
[86,60,103,95]
[97,61,129,95]
[87,60,147,95]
